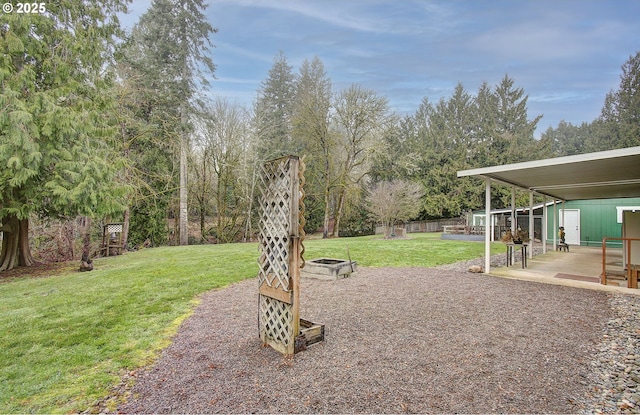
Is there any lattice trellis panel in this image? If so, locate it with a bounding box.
[106,223,123,233]
[257,155,305,355]
[259,296,294,348]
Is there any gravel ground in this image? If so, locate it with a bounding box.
[580,294,640,414]
[112,254,624,414]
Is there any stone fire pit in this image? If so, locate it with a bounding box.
[301,258,357,280]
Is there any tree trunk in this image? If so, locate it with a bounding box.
[0,215,36,271]
[122,207,130,250]
[322,148,331,239]
[198,151,208,243]
[216,174,225,243]
[332,188,345,238]
[243,166,257,242]
[322,188,331,239]
[82,216,92,258]
[80,216,94,271]
[199,205,206,243]
[385,219,394,239]
[179,132,189,245]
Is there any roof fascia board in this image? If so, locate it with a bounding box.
[488,200,557,214]
[473,174,565,201]
[457,146,640,178]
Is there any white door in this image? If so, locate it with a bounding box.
[560,209,580,245]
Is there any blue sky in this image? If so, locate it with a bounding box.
[124,0,640,138]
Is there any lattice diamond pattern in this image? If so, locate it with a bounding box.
[257,158,294,291]
[259,296,294,347]
[106,223,123,233]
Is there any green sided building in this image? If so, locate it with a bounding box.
[546,198,640,247]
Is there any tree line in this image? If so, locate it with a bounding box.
[1,0,639,270]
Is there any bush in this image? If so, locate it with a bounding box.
[339,206,375,237]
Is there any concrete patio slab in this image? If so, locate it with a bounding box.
[489,245,640,295]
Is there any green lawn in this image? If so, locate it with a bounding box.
[0,233,502,413]
[305,232,502,267]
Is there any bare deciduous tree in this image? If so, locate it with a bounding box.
[191,98,251,243]
[366,180,423,238]
[333,85,393,237]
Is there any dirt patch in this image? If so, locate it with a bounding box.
[116,266,609,414]
[0,261,78,283]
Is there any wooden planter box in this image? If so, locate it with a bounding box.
[294,319,325,353]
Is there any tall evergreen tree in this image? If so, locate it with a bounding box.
[0,1,129,271]
[124,0,217,245]
[492,75,541,163]
[255,51,297,159]
[406,77,541,218]
[476,76,542,210]
[113,60,176,247]
[419,83,477,218]
[292,57,333,237]
[369,116,417,183]
[538,121,591,157]
[590,51,640,151]
[474,82,499,166]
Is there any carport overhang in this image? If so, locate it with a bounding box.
[457,146,640,273]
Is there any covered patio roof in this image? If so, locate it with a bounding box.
[456,146,640,273]
[457,146,640,201]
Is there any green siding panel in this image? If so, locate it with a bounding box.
[545,198,640,247]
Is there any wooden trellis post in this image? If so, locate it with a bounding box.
[101,223,124,256]
[257,155,323,355]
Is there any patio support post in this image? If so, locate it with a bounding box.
[511,187,516,234]
[529,191,534,259]
[553,200,557,249]
[542,196,547,254]
[485,179,491,273]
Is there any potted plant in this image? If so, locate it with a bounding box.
[501,227,530,244]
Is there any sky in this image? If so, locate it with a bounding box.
[124,0,640,138]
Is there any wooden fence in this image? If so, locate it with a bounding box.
[375,219,462,235]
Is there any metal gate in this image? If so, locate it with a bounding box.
[257,155,306,355]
